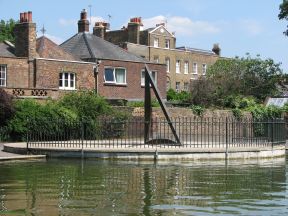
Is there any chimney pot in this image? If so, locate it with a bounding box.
[28,11,32,22]
[20,13,24,23]
[23,12,28,22]
[80,9,87,20]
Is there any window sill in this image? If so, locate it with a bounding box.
[104,83,127,87]
[59,88,77,91]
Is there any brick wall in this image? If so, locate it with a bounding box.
[35,59,95,90]
[98,60,166,100]
[0,57,29,88]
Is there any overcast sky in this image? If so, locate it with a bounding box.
[1,0,287,71]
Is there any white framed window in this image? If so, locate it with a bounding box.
[59,72,76,90]
[104,67,126,84]
[176,60,181,74]
[165,39,170,49]
[184,82,189,91]
[184,61,189,74]
[154,56,159,63]
[175,82,180,92]
[192,63,198,74]
[165,58,170,72]
[167,80,171,91]
[154,38,159,47]
[0,65,7,87]
[202,64,207,75]
[141,70,157,86]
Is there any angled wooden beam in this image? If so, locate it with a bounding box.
[144,64,181,145]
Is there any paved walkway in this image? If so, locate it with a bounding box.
[0,143,46,161]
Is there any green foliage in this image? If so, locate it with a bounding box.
[0,19,17,43]
[4,92,130,141]
[207,55,282,102]
[127,99,159,108]
[167,88,191,102]
[190,55,282,108]
[8,100,77,141]
[0,89,14,127]
[58,91,111,120]
[246,104,283,120]
[279,0,288,36]
[190,105,205,116]
[231,108,243,119]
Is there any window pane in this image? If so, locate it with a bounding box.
[151,71,156,83]
[115,68,126,83]
[70,74,75,88]
[65,73,69,79]
[65,80,68,87]
[141,71,145,85]
[105,68,114,82]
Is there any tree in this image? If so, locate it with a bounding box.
[279,0,288,36]
[0,19,17,43]
[190,55,283,107]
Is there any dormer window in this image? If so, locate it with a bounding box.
[154,38,159,47]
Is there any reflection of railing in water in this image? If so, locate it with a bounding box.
[26,117,286,149]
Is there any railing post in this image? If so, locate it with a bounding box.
[271,118,274,149]
[26,117,29,154]
[81,118,84,158]
[225,117,228,159]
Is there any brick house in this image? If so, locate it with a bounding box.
[0,11,167,100]
[93,18,221,92]
[61,10,166,100]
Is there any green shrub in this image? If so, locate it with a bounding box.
[190,105,205,116]
[167,88,191,102]
[58,91,111,120]
[8,100,77,141]
[232,108,243,119]
[127,99,160,108]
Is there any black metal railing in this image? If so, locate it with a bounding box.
[27,117,286,150]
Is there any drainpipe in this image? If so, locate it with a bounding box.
[94,60,101,94]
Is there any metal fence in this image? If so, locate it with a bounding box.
[27,117,286,150]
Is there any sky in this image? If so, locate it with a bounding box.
[1,0,287,71]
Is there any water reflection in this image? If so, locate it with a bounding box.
[0,158,287,215]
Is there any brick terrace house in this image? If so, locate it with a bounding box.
[93,18,221,92]
[0,11,166,100]
[60,10,166,100]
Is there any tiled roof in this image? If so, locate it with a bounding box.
[36,36,79,61]
[60,32,147,63]
[0,41,16,57]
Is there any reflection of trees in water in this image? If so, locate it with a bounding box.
[0,160,286,215]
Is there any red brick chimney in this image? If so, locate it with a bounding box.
[78,9,90,33]
[14,11,37,59]
[93,22,110,39]
[128,17,142,44]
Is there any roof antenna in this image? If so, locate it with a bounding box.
[40,25,46,36]
[88,5,92,24]
[108,14,112,22]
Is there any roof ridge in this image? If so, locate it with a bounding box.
[83,33,96,59]
[91,33,146,61]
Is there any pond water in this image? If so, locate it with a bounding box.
[0,156,287,216]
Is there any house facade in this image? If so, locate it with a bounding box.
[93,18,220,92]
[0,11,167,100]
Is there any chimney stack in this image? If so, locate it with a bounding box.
[128,17,142,44]
[93,22,110,39]
[212,43,221,56]
[14,11,37,59]
[78,9,90,33]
